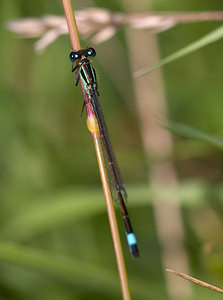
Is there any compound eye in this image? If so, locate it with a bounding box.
[69,52,80,62]
[87,48,96,57]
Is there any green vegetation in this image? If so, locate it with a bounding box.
[1,0,223,299]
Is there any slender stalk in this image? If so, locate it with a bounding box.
[87,110,131,300]
[61,1,131,299]
[167,269,223,294]
[62,0,80,50]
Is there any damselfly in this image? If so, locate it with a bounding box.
[69,47,139,258]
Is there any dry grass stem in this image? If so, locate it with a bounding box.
[167,269,223,294]
[7,9,223,53]
[92,133,132,300]
[62,1,132,299]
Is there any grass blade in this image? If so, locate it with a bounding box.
[0,242,119,294]
[0,242,151,299]
[134,25,223,77]
[166,121,223,148]
[0,182,211,241]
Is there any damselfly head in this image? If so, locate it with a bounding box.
[69,51,81,62]
[69,48,96,62]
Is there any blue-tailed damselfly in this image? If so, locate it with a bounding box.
[69,48,139,258]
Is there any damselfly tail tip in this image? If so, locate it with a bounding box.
[130,244,140,258]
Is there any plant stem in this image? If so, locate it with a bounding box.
[87,111,131,300]
[167,269,223,294]
[62,0,80,50]
[62,1,131,299]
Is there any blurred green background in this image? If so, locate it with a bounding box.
[1,0,223,299]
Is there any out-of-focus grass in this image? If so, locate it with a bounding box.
[0,182,209,241]
[166,121,223,148]
[1,0,223,299]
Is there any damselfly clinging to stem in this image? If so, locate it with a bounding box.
[69,47,139,258]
